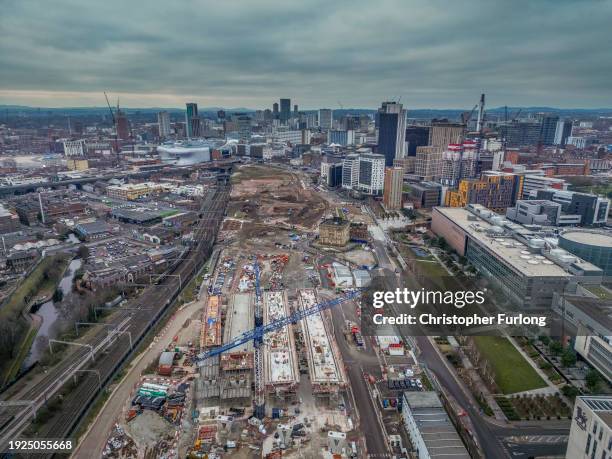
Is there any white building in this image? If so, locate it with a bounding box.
[522,175,567,198]
[62,139,87,157]
[356,153,385,196]
[272,129,306,145]
[157,111,171,138]
[566,396,612,459]
[341,154,360,190]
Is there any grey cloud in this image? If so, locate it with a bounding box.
[0,0,611,108]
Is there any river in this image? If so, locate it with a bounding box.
[24,258,82,367]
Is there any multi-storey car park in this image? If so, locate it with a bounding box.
[263,291,300,396]
[220,292,254,399]
[297,289,346,396]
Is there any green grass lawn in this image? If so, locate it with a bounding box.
[473,336,546,394]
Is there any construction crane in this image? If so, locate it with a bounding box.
[252,257,265,418]
[104,92,120,164]
[196,289,360,361]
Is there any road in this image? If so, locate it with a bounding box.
[370,233,569,458]
[329,298,389,457]
[73,298,206,458]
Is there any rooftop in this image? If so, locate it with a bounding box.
[561,230,612,248]
[403,391,470,459]
[435,207,571,278]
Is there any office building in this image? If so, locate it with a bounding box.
[157,111,171,138]
[393,157,416,174]
[378,101,407,166]
[522,175,567,198]
[533,190,610,226]
[432,205,574,308]
[272,102,279,119]
[538,113,560,145]
[429,120,464,149]
[321,156,343,188]
[559,230,612,276]
[280,98,291,124]
[407,182,442,208]
[566,396,612,459]
[506,200,565,226]
[415,146,443,180]
[383,167,404,210]
[185,103,198,138]
[328,129,355,146]
[554,120,573,146]
[341,154,360,190]
[502,120,541,147]
[445,172,521,212]
[318,109,333,129]
[405,125,430,156]
[357,153,386,196]
[401,391,470,459]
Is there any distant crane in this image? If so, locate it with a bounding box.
[104,92,120,164]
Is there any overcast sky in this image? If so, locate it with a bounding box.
[1,0,611,109]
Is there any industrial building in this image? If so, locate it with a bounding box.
[401,391,470,459]
[298,289,345,395]
[566,396,612,459]
[220,293,254,399]
[263,291,299,395]
[431,205,602,308]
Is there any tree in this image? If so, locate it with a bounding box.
[77,245,90,260]
[561,349,577,368]
[549,340,563,356]
[561,385,580,399]
[586,369,602,393]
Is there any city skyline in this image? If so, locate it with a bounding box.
[1,0,611,109]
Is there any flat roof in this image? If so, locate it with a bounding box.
[223,293,254,354]
[564,294,612,332]
[403,392,470,458]
[298,289,343,385]
[561,230,612,248]
[435,207,571,278]
[264,291,298,386]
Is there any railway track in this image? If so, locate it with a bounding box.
[0,185,229,455]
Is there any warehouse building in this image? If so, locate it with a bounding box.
[401,391,470,459]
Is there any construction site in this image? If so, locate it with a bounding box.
[97,166,374,458]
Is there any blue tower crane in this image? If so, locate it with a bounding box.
[196,289,361,363]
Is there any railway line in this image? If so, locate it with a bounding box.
[0,185,229,455]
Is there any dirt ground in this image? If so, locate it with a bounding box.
[229,165,329,230]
